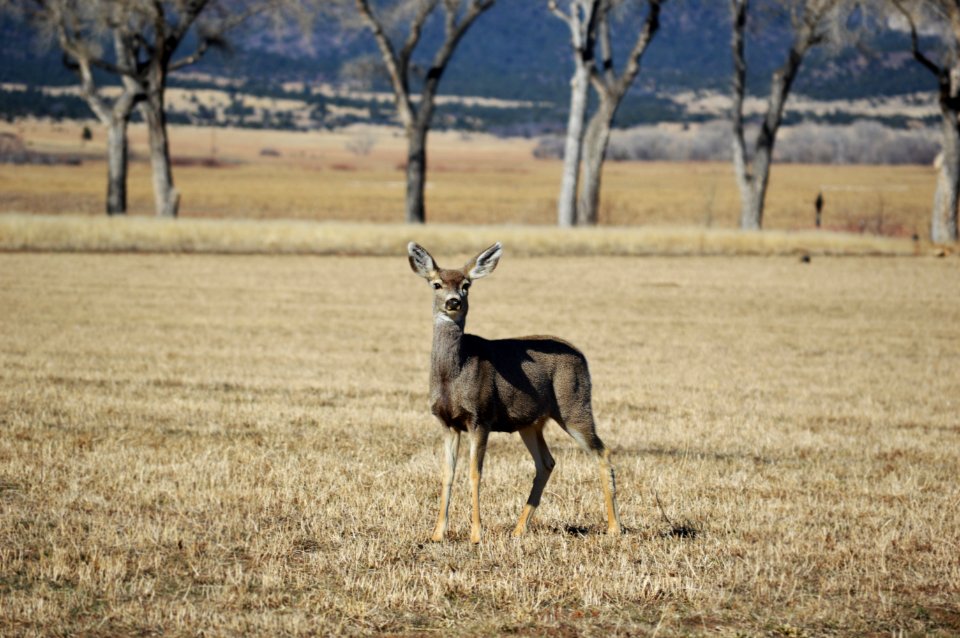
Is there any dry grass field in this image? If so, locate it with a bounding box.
[0,119,938,234]
[2,250,959,635]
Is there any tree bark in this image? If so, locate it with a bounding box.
[142,95,180,218]
[553,0,599,228]
[578,96,615,225]
[730,0,811,230]
[105,118,129,215]
[931,66,960,242]
[558,48,591,227]
[730,0,753,228]
[104,31,140,216]
[405,123,429,224]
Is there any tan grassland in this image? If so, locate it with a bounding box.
[0,120,939,235]
[1,252,959,636]
[0,214,920,256]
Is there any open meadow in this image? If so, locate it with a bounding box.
[1,250,959,635]
[0,119,939,235]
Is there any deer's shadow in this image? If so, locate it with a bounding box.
[547,522,699,540]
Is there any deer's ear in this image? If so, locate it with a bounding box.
[466,242,502,279]
[408,242,438,279]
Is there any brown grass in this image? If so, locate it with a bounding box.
[0,120,939,234]
[1,251,959,635]
[0,213,924,256]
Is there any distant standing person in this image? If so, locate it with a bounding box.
[815,192,824,228]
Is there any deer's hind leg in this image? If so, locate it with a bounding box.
[559,414,623,536]
[513,419,555,537]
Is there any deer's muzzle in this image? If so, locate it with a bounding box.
[445,297,462,311]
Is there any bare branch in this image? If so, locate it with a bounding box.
[547,0,572,26]
[75,56,112,124]
[596,2,614,85]
[419,0,495,113]
[169,36,212,70]
[549,0,600,56]
[169,0,212,44]
[354,0,415,126]
[891,0,944,79]
[399,0,438,74]
[590,0,661,99]
[730,0,750,183]
[619,0,661,90]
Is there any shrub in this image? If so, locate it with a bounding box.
[534,120,941,166]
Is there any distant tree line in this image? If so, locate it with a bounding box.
[0,0,958,241]
[536,119,940,166]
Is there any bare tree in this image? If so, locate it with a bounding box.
[130,1,260,218]
[578,0,662,226]
[730,0,847,230]
[549,0,600,227]
[892,0,959,242]
[8,0,282,218]
[129,1,296,218]
[352,0,495,224]
[8,1,144,215]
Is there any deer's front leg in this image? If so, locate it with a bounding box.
[468,425,489,544]
[432,426,460,542]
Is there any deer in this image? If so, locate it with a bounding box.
[407,241,622,544]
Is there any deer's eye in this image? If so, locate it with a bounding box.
[462,282,471,292]
[432,282,442,290]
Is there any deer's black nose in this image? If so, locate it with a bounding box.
[445,297,462,311]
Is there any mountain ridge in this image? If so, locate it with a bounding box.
[0,2,939,130]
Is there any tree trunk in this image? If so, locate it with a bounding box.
[74,51,138,217]
[554,0,599,228]
[730,0,756,229]
[574,0,659,226]
[730,0,815,231]
[405,124,428,224]
[558,58,591,227]
[736,187,758,230]
[142,96,180,218]
[739,124,778,229]
[577,96,615,226]
[737,47,805,230]
[932,97,960,242]
[105,118,129,215]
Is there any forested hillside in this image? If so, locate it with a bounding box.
[0,1,937,130]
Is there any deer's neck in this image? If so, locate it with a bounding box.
[430,315,465,386]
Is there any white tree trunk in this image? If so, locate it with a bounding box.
[578,97,614,226]
[558,59,590,227]
[931,100,960,242]
[141,93,180,218]
[574,0,660,226]
[554,0,599,228]
[74,48,139,216]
